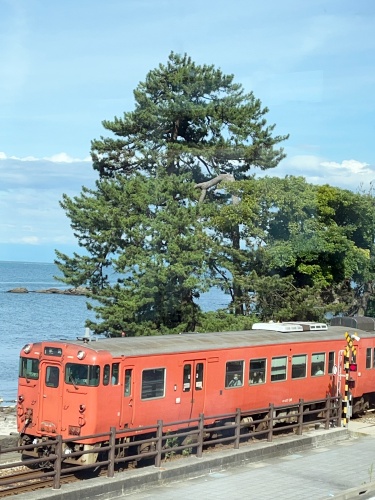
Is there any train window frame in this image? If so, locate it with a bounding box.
[111,363,120,385]
[45,365,59,388]
[311,352,325,376]
[328,351,335,374]
[19,357,39,380]
[65,363,100,387]
[195,363,204,391]
[249,358,266,385]
[124,369,132,397]
[183,364,191,392]
[366,348,372,369]
[103,364,110,386]
[271,356,287,382]
[225,360,244,388]
[141,368,166,400]
[291,354,307,379]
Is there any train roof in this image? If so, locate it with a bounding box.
[45,324,375,358]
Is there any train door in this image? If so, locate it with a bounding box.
[121,366,135,427]
[179,360,205,422]
[38,361,62,431]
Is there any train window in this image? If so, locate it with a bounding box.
[195,363,204,390]
[311,353,325,376]
[45,366,59,388]
[271,356,287,382]
[183,364,191,392]
[65,363,100,386]
[141,368,165,399]
[103,364,110,385]
[328,352,335,374]
[112,363,120,385]
[249,359,266,384]
[291,355,307,379]
[124,369,132,397]
[19,357,39,380]
[366,348,372,369]
[226,361,244,388]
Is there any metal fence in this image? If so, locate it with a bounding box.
[0,395,342,492]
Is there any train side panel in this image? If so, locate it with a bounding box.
[16,325,375,466]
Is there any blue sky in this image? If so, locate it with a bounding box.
[1,0,374,263]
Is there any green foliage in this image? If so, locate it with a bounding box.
[55,52,375,334]
[236,177,375,319]
[197,310,257,332]
[92,52,288,180]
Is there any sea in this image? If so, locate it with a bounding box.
[0,261,229,405]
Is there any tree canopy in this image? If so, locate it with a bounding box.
[55,52,375,335]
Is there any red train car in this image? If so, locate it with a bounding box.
[17,322,375,465]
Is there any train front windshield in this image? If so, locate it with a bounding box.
[65,363,100,387]
[19,357,39,380]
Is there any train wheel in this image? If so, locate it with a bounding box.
[255,414,269,436]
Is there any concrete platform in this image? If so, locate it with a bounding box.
[347,418,375,437]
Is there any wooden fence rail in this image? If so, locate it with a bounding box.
[0,395,342,492]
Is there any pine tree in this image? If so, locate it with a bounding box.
[56,52,288,335]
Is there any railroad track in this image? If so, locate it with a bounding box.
[0,468,80,498]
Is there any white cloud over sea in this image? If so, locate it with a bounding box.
[0,153,98,261]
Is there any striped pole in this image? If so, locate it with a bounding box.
[342,345,350,427]
[342,332,358,426]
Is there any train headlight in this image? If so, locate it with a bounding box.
[79,404,86,412]
[23,344,31,354]
[77,350,86,360]
[18,395,24,403]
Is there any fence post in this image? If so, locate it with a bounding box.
[297,399,304,435]
[155,420,163,468]
[324,396,330,430]
[52,435,62,490]
[196,413,204,458]
[234,408,241,449]
[107,427,116,478]
[267,404,274,442]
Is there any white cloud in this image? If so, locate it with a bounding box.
[43,153,91,163]
[320,159,372,176]
[288,155,323,172]
[0,155,98,249]
[0,151,91,163]
[19,236,40,245]
[272,155,375,190]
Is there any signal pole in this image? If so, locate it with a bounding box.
[342,332,359,426]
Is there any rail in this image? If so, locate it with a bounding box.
[0,395,341,494]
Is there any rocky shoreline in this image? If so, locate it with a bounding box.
[6,287,89,296]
